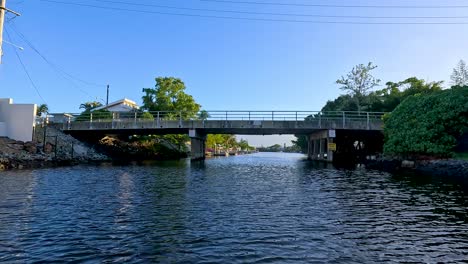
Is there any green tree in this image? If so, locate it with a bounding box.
[384,87,468,157]
[292,135,308,153]
[79,101,102,112]
[451,60,468,86]
[37,104,49,117]
[76,101,112,121]
[336,62,381,112]
[198,110,210,120]
[142,77,201,119]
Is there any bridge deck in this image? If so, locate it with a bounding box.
[61,119,383,135]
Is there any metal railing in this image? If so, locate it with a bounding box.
[51,110,385,131]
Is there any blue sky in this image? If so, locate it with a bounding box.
[1,0,467,146]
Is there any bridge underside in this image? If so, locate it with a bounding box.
[62,119,384,162]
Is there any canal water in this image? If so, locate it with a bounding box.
[0,153,467,263]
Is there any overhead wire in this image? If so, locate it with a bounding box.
[4,28,47,104]
[41,0,468,25]
[9,23,105,88]
[73,0,468,19]
[200,0,468,9]
[6,23,106,103]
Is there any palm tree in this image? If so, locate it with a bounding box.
[37,104,49,117]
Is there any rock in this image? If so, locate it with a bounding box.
[23,142,37,154]
[401,160,415,168]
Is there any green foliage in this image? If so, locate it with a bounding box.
[142,77,201,119]
[336,62,381,112]
[198,110,210,120]
[292,135,308,153]
[139,111,154,120]
[76,108,112,122]
[454,152,468,161]
[79,101,102,112]
[384,87,468,157]
[258,144,282,152]
[37,104,49,117]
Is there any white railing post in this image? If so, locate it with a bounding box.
[367,112,370,130]
[342,112,346,128]
[249,111,251,121]
[319,112,322,128]
[225,111,228,121]
[134,112,137,126]
[272,111,274,121]
[157,112,160,127]
[89,112,93,129]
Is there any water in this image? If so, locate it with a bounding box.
[0,153,467,263]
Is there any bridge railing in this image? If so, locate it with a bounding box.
[56,110,385,130]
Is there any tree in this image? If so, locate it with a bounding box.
[198,110,210,120]
[142,77,201,119]
[384,87,468,157]
[336,62,381,112]
[79,101,102,112]
[37,104,49,117]
[76,101,111,121]
[451,60,468,86]
[367,77,443,112]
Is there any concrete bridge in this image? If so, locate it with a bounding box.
[57,111,385,162]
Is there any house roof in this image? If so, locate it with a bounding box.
[92,98,139,111]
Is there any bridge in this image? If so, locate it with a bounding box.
[57,110,385,162]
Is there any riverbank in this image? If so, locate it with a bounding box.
[366,158,468,183]
[0,127,189,170]
[0,137,109,170]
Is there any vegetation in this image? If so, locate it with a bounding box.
[292,63,448,154]
[451,60,468,86]
[336,62,381,113]
[142,77,201,119]
[37,104,49,117]
[206,135,255,151]
[76,101,112,121]
[383,86,468,157]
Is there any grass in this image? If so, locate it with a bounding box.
[454,152,468,161]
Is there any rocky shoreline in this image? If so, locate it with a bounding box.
[0,127,188,171]
[0,128,109,170]
[366,158,468,183]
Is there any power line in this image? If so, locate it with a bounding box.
[78,0,468,19]
[9,23,105,88]
[200,0,468,9]
[4,28,47,104]
[41,0,468,25]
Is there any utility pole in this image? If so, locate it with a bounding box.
[0,0,20,64]
[106,84,109,105]
[0,0,6,64]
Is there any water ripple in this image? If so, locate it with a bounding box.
[0,153,467,263]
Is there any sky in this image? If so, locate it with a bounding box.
[1,0,468,146]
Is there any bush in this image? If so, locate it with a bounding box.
[384,87,468,157]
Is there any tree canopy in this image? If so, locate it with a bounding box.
[384,86,468,157]
[336,62,381,112]
[142,77,201,119]
[451,60,468,87]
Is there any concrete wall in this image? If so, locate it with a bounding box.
[0,98,37,142]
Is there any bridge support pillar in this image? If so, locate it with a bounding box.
[307,130,334,162]
[189,129,206,161]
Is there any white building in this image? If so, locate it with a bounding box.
[92,98,139,112]
[0,98,37,142]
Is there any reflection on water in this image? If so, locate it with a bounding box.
[0,153,467,263]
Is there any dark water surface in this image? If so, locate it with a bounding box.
[1,153,467,263]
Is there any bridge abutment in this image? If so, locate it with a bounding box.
[189,129,206,161]
[307,130,334,162]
